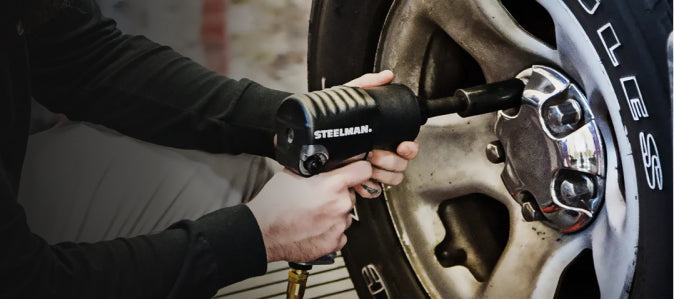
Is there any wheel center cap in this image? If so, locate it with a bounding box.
[495,65,605,233]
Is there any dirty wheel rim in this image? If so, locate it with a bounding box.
[377,0,639,297]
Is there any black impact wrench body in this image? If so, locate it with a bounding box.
[275,78,524,299]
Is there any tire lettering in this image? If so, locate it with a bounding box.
[597,23,621,66]
[361,264,389,297]
[350,205,360,222]
[576,0,666,191]
[639,132,663,190]
[578,0,600,15]
[620,76,649,121]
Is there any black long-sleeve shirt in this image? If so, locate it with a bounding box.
[1,0,291,297]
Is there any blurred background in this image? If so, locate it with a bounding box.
[99,0,311,92]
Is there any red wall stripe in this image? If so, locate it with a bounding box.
[200,0,228,74]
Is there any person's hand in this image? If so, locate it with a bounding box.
[247,161,372,263]
[344,70,420,198]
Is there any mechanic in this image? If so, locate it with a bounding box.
[1,0,418,298]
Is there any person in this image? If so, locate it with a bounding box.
[1,0,419,298]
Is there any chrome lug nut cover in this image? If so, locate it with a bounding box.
[495,65,605,233]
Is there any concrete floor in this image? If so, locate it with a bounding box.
[97,1,356,298]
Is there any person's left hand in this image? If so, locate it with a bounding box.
[344,70,420,198]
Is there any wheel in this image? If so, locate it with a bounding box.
[308,0,672,298]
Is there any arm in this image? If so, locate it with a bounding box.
[1,158,266,298]
[27,0,288,157]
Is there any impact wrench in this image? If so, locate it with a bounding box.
[274,78,525,299]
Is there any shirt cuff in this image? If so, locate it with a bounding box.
[193,204,268,286]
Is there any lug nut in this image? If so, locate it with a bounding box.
[516,192,543,222]
[521,202,542,222]
[559,174,595,209]
[544,98,582,134]
[485,140,505,163]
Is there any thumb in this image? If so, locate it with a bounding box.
[344,70,394,88]
[325,160,373,188]
[397,141,419,160]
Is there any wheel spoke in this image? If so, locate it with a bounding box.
[384,114,519,298]
[481,217,589,298]
[422,0,558,81]
[391,114,514,208]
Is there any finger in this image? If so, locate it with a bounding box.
[335,234,348,251]
[354,180,382,198]
[345,213,353,229]
[327,221,348,237]
[328,152,368,169]
[344,70,394,88]
[306,234,338,261]
[372,167,404,186]
[334,191,356,217]
[335,190,356,214]
[368,150,408,172]
[396,141,420,160]
[325,160,373,188]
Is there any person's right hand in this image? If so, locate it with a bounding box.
[246,161,372,263]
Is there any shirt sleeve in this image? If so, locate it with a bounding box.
[1,157,268,298]
[26,0,291,158]
[5,0,276,297]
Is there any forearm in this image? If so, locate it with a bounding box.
[26,0,289,157]
[3,196,266,298]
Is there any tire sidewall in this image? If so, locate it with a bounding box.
[566,1,673,297]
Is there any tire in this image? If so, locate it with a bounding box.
[308,0,672,298]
